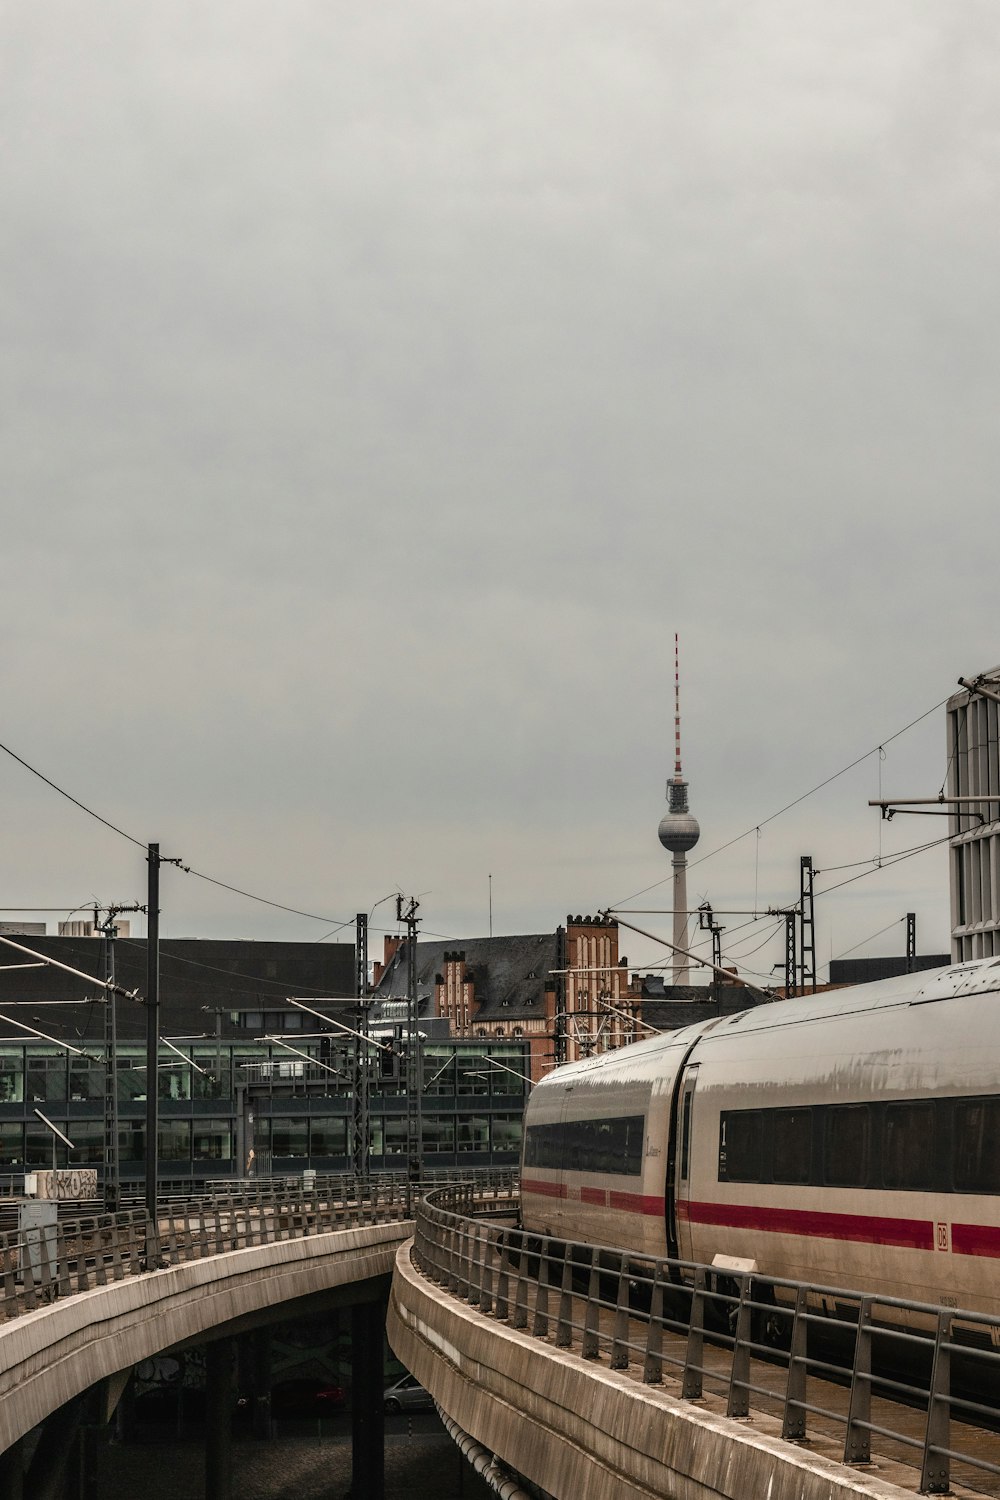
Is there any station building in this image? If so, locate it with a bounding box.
[0,934,528,1184]
[948,668,1000,961]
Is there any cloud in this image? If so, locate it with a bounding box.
[0,0,993,976]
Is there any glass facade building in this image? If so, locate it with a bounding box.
[0,1036,528,1182]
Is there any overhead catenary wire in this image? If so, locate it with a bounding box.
[0,737,148,851]
[625,835,950,980]
[830,916,906,963]
[0,735,410,933]
[611,695,951,909]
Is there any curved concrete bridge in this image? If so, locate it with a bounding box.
[0,1218,408,1452]
[388,1189,985,1500]
[0,1185,414,1499]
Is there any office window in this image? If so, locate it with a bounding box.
[270,1118,308,1158]
[26,1124,67,1168]
[0,1122,23,1165]
[27,1055,67,1103]
[492,1115,522,1154]
[382,1118,408,1156]
[0,1052,23,1103]
[457,1116,489,1153]
[69,1055,103,1102]
[422,1116,455,1154]
[310,1118,347,1157]
[193,1120,233,1161]
[69,1120,105,1165]
[158,1121,191,1163]
[119,1124,145,1163]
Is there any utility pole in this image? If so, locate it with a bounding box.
[698,903,725,1005]
[396,895,422,1187]
[94,902,144,1214]
[145,845,160,1239]
[352,913,370,1177]
[553,924,567,1067]
[144,843,181,1255]
[799,855,816,994]
[766,906,798,997]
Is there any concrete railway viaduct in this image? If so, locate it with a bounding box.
[0,1183,973,1500]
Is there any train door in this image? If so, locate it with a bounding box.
[674,1065,699,1263]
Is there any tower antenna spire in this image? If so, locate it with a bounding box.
[674,631,682,779]
[658,633,701,984]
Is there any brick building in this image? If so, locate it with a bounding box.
[371,914,642,1081]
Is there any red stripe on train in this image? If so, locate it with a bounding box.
[952,1223,1000,1258]
[678,1199,935,1251]
[581,1187,607,1206]
[522,1180,664,1216]
[609,1191,665,1217]
[521,1178,567,1199]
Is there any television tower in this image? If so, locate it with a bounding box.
[657,635,700,983]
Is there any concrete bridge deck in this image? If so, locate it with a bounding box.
[389,1238,945,1500]
[0,1216,410,1454]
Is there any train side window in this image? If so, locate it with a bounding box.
[771,1108,812,1184]
[954,1098,1000,1193]
[823,1105,869,1188]
[680,1088,693,1180]
[883,1102,935,1190]
[719,1111,762,1183]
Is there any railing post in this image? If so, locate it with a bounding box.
[462,1219,476,1302]
[782,1287,809,1441]
[446,1218,461,1294]
[844,1298,873,1466]
[611,1254,631,1370]
[532,1240,551,1338]
[581,1248,602,1360]
[480,1227,496,1315]
[468,1221,483,1306]
[144,1213,161,1272]
[495,1231,510,1321]
[920,1310,952,1495]
[512,1233,530,1330]
[682,1269,706,1399]
[555,1250,574,1349]
[727,1276,752,1418]
[643,1264,664,1384]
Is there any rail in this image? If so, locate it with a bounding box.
[413,1184,1000,1498]
[0,1169,517,1325]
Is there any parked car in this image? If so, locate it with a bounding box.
[383,1374,434,1414]
[270,1378,348,1416]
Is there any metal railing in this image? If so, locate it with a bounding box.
[0,1168,518,1326]
[413,1185,1000,1497]
[0,1179,412,1323]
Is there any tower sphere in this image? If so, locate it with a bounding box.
[658,811,701,854]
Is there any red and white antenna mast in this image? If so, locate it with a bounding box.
[657,633,701,984]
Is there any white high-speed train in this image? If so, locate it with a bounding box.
[520,958,1000,1316]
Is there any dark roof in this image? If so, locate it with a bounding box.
[0,936,356,1043]
[639,983,759,1033]
[828,955,950,986]
[372,933,559,1021]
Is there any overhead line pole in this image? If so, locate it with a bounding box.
[352,913,370,1178]
[603,911,780,1004]
[144,844,181,1261]
[396,895,422,1190]
[145,845,160,1243]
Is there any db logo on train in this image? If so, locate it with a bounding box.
[936,1222,951,1253]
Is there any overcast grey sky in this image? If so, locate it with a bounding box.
[1,2,996,981]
